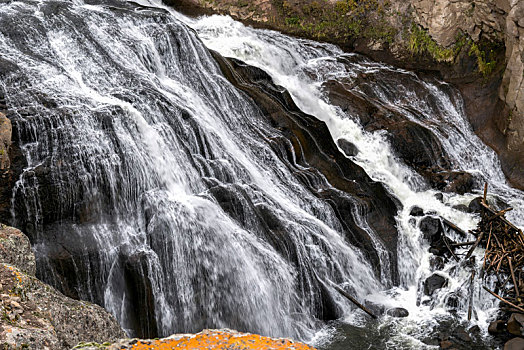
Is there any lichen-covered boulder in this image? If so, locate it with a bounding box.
[0,225,126,349]
[73,329,317,350]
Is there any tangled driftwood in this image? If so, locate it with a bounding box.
[470,184,524,316]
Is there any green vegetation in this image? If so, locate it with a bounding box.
[272,0,396,43]
[269,0,502,76]
[407,24,455,61]
[468,40,501,77]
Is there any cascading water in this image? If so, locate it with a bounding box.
[0,0,523,348]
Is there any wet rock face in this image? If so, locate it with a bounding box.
[322,78,474,195]
[210,51,400,284]
[0,225,125,350]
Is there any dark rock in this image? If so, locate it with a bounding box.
[410,206,424,216]
[419,216,443,244]
[337,138,359,157]
[468,197,484,213]
[445,293,460,311]
[504,337,524,350]
[386,307,409,318]
[440,340,453,349]
[508,313,524,336]
[452,204,470,213]
[429,256,445,271]
[468,325,481,335]
[452,327,471,342]
[488,320,506,334]
[364,300,386,316]
[423,273,448,296]
[435,193,444,201]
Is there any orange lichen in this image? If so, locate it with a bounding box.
[126,330,316,350]
[5,265,23,284]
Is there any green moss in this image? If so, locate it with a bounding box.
[272,0,397,44]
[408,24,455,62]
[285,16,301,26]
[468,40,501,77]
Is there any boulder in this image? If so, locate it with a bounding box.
[424,273,448,296]
[410,206,424,216]
[468,197,484,213]
[452,327,471,343]
[363,300,386,316]
[0,225,35,275]
[0,225,125,349]
[505,337,524,350]
[488,319,506,335]
[419,216,443,243]
[508,313,524,336]
[74,329,316,350]
[452,204,470,213]
[337,138,359,157]
[386,307,409,318]
[429,256,445,271]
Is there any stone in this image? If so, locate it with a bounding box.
[489,320,506,334]
[386,307,409,317]
[410,206,424,216]
[508,313,524,336]
[468,197,484,213]
[452,327,471,342]
[435,193,444,201]
[337,138,359,157]
[419,216,443,243]
[424,273,448,296]
[452,204,470,213]
[504,337,524,350]
[364,300,386,316]
[440,340,453,349]
[429,256,445,271]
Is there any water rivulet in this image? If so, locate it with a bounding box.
[0,0,523,348]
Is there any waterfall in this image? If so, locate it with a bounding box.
[0,0,523,347]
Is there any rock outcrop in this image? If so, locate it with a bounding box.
[171,0,524,189]
[73,329,317,350]
[0,224,125,349]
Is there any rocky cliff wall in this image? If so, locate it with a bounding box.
[0,224,125,349]
[170,0,524,189]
